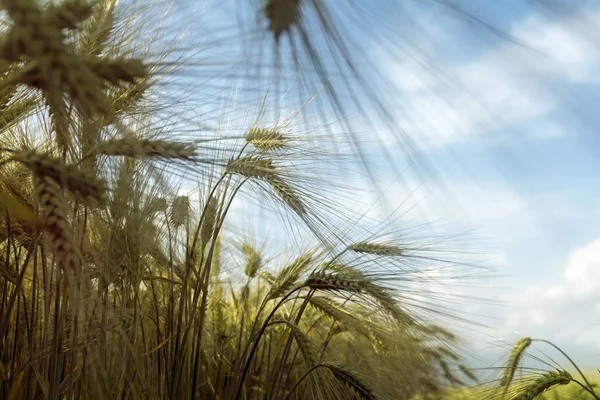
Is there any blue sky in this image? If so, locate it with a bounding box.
[149,0,600,371]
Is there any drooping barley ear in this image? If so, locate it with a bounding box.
[33,175,80,275]
[286,322,318,367]
[306,271,414,324]
[264,0,301,41]
[170,195,190,227]
[323,362,380,400]
[200,195,218,247]
[265,176,306,215]
[12,151,106,202]
[246,127,288,150]
[226,156,276,179]
[511,370,572,400]
[347,241,404,257]
[501,338,533,388]
[91,138,198,160]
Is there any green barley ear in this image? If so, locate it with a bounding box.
[501,338,533,388]
[323,362,381,400]
[347,241,404,257]
[287,322,318,367]
[242,243,261,279]
[511,370,572,400]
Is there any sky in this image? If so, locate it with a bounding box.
[143,0,600,372]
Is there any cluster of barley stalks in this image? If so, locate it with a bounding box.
[0,0,482,399]
[0,0,593,399]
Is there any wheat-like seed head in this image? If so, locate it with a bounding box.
[323,362,380,400]
[91,138,197,160]
[246,127,287,150]
[242,243,261,279]
[265,176,306,215]
[347,242,404,257]
[33,175,80,274]
[200,195,218,247]
[170,195,189,227]
[12,150,106,201]
[511,370,572,400]
[226,155,276,179]
[267,252,313,299]
[305,271,363,294]
[501,337,532,388]
[287,322,318,367]
[1,0,147,126]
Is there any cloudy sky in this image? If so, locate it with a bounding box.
[161,0,600,371]
[369,0,600,370]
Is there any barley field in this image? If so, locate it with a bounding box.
[0,0,597,399]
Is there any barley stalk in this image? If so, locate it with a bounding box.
[511,370,572,400]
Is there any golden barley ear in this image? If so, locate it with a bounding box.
[33,175,81,274]
[170,195,190,227]
[12,151,107,202]
[246,127,288,150]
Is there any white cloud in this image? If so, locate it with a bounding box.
[512,10,600,83]
[503,239,600,351]
[384,7,600,147]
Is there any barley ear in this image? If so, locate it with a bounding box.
[511,370,572,400]
[501,338,533,388]
[323,362,381,400]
